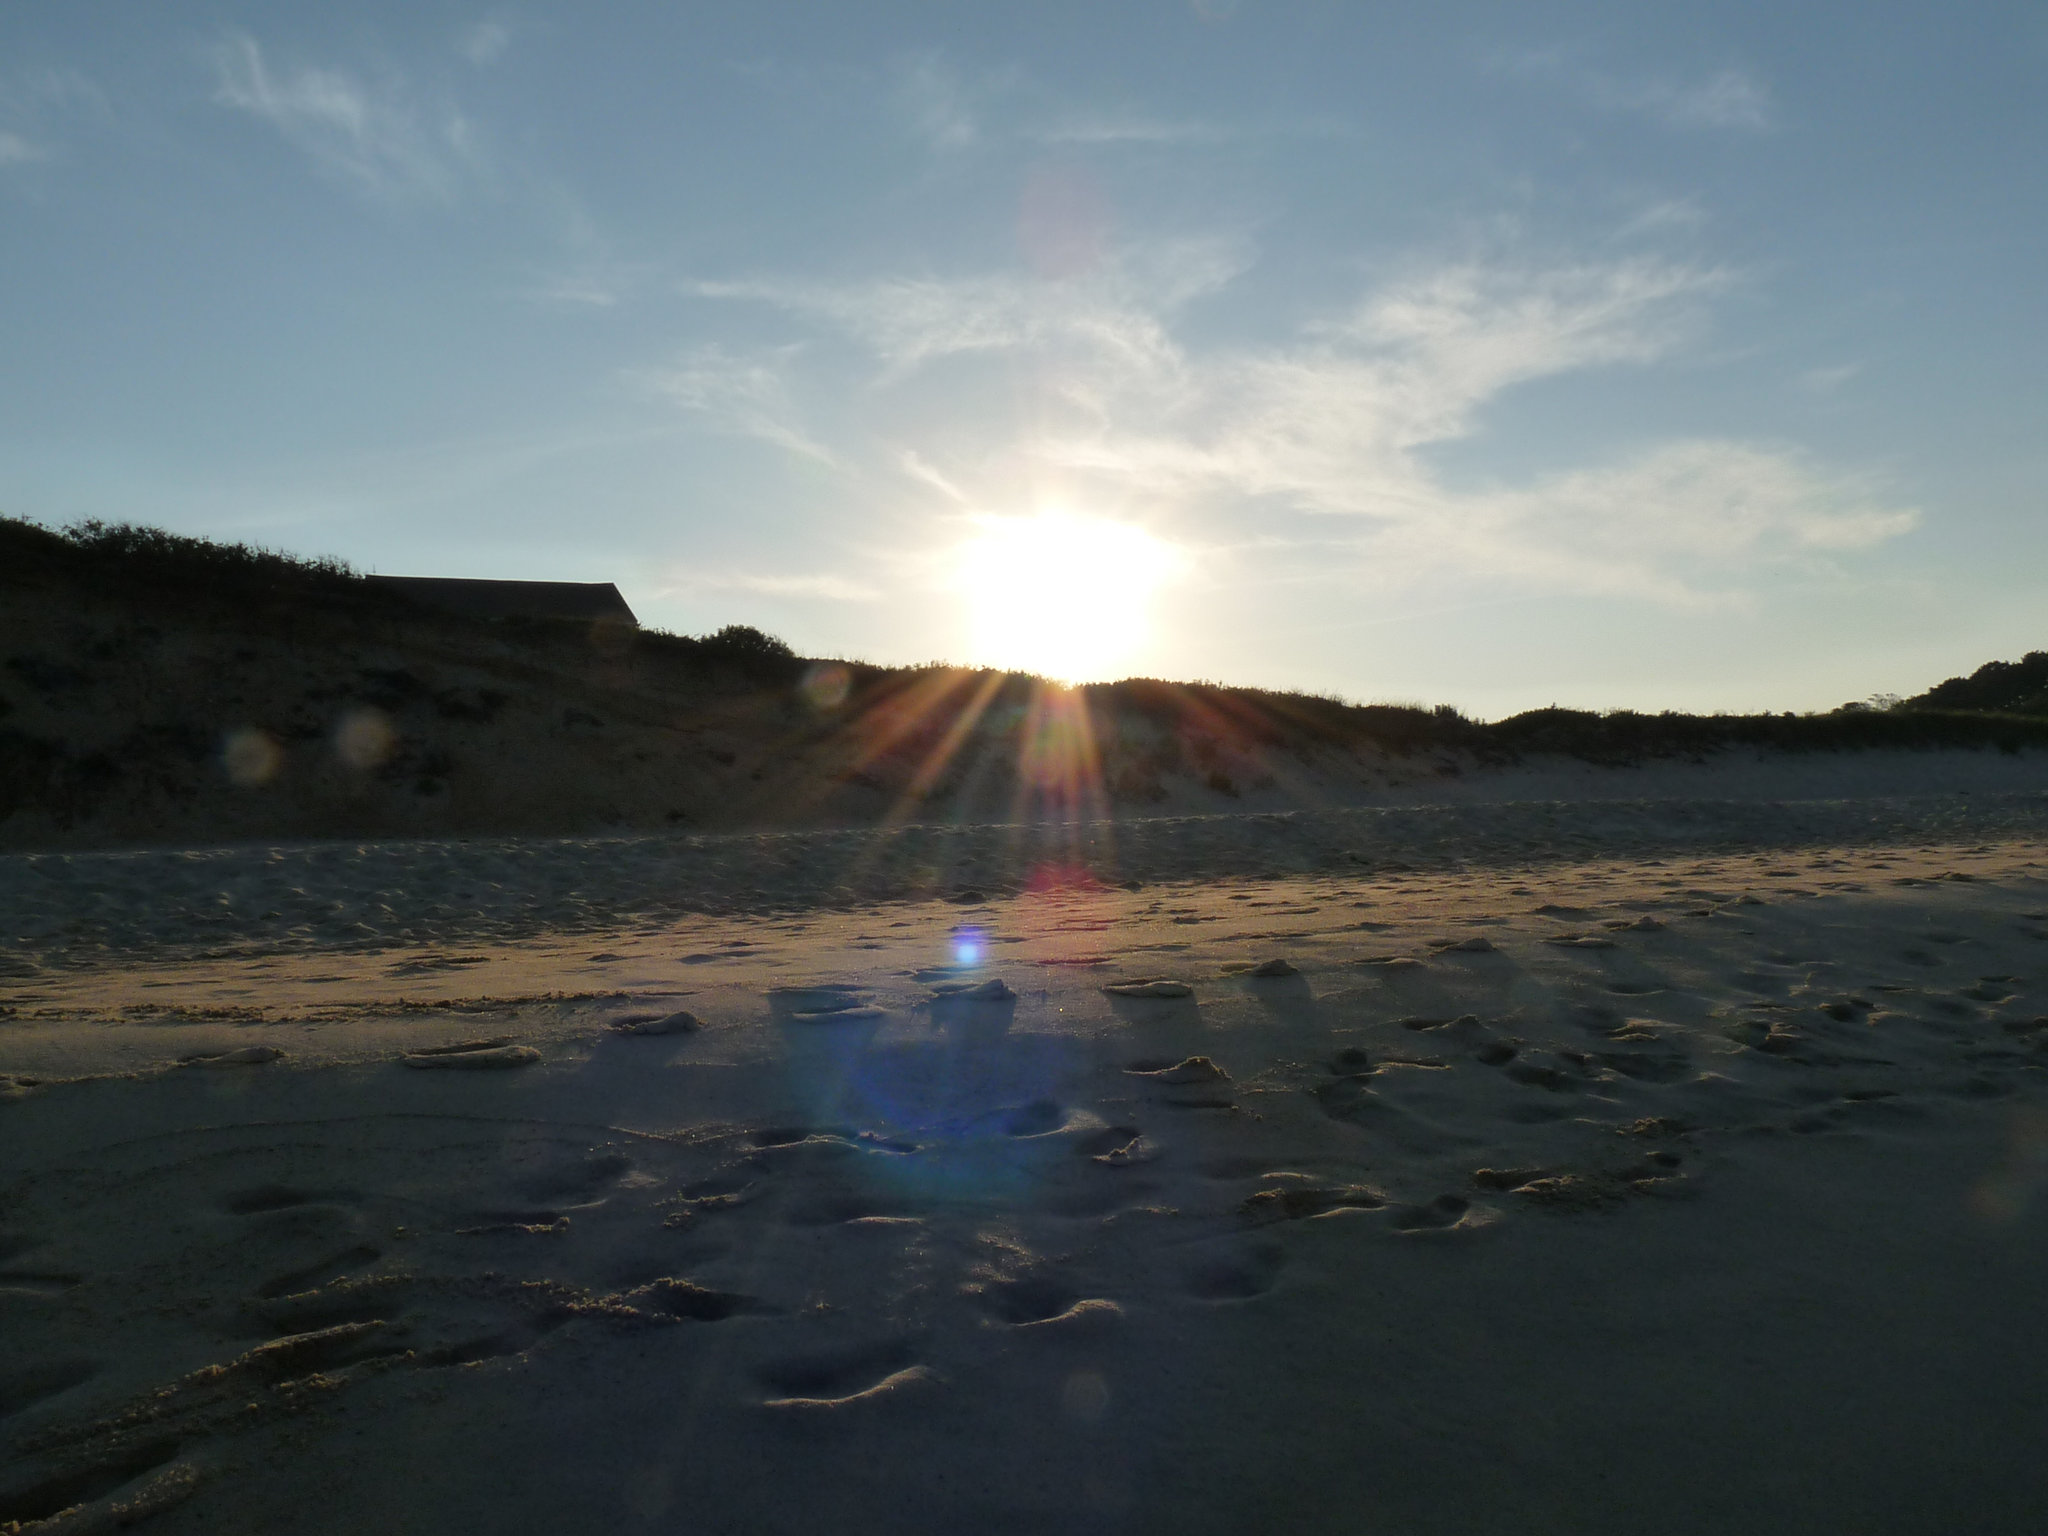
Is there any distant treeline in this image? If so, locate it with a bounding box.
[4,513,2045,761]
[0,514,798,680]
[1075,677,2048,767]
[1906,652,2048,717]
[2,514,365,596]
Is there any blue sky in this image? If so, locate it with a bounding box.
[4,3,2044,716]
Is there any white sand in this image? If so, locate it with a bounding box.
[5,809,2048,1532]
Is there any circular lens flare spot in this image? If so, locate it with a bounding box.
[801,661,852,711]
[222,727,282,787]
[335,707,395,770]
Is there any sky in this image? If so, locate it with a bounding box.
[3,2,2044,718]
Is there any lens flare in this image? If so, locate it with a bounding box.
[955,511,1179,683]
[951,925,985,967]
[222,727,282,787]
[335,707,395,770]
[801,660,852,711]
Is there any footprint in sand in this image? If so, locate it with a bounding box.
[178,1045,286,1067]
[253,1244,383,1301]
[972,1274,1120,1329]
[1075,1126,1159,1166]
[1238,1183,1386,1224]
[1502,1057,1584,1092]
[0,1269,84,1295]
[1219,958,1299,978]
[756,1342,936,1411]
[608,1009,700,1035]
[767,985,886,1022]
[1589,1044,1691,1083]
[1124,1057,1233,1108]
[1102,978,1194,999]
[777,988,889,1022]
[1180,1240,1286,1301]
[780,1183,919,1226]
[0,1438,190,1532]
[1389,1194,1476,1232]
[929,978,1015,1001]
[221,1184,363,1215]
[997,1099,1068,1137]
[1125,1056,1227,1085]
[622,1277,761,1321]
[1396,1013,1479,1032]
[0,1358,99,1422]
[512,1150,633,1203]
[400,1038,540,1070]
[252,1271,416,1335]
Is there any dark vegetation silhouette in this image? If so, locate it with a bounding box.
[1905,652,2048,717]
[3,513,2045,844]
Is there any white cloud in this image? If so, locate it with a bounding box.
[1654,69,1771,131]
[1032,115,1230,146]
[1799,362,1861,394]
[899,450,971,505]
[529,273,622,308]
[692,236,1247,379]
[0,66,111,166]
[1619,197,1708,236]
[1454,441,1917,603]
[459,22,511,67]
[641,344,838,464]
[1502,50,1772,133]
[211,33,477,201]
[894,54,978,150]
[0,67,108,118]
[669,571,882,603]
[682,245,1912,602]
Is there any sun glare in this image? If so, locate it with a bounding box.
[954,511,1176,683]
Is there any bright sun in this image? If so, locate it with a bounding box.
[955,511,1176,683]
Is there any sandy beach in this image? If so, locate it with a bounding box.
[6,796,2048,1533]
[11,3,2048,1528]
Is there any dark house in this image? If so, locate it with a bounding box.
[367,576,639,627]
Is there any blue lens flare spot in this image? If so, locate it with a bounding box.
[951,925,985,968]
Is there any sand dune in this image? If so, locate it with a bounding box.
[10,519,2048,853]
[5,812,2048,1532]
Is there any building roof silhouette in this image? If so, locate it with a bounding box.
[367,576,638,626]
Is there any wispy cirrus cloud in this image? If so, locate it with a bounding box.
[674,242,1912,603]
[691,235,1247,378]
[659,570,881,603]
[1500,49,1772,132]
[1651,69,1771,131]
[639,344,838,465]
[1798,362,1861,395]
[0,66,112,168]
[894,53,980,150]
[884,51,1327,157]
[1030,115,1233,146]
[458,21,511,67]
[211,33,479,201]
